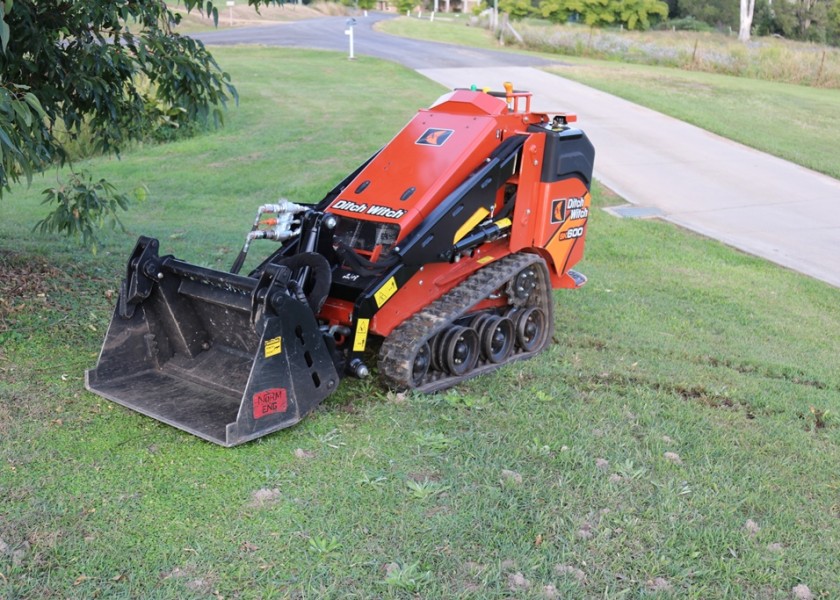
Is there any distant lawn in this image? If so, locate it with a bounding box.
[548,62,840,180]
[379,17,840,180]
[380,13,499,48]
[1,48,839,599]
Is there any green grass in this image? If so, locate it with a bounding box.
[379,17,840,180]
[549,63,840,180]
[2,48,840,599]
[380,14,499,48]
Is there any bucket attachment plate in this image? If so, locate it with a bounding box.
[86,237,340,446]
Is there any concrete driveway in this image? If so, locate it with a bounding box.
[419,66,840,289]
[196,16,840,289]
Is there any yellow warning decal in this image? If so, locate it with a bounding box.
[374,277,398,308]
[453,207,490,244]
[353,318,370,352]
[264,336,283,358]
[477,255,495,265]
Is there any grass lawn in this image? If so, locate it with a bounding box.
[378,18,840,180]
[1,48,840,599]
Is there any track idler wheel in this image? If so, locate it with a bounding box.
[471,313,515,363]
[409,342,432,387]
[512,307,549,353]
[434,326,479,377]
[511,266,538,301]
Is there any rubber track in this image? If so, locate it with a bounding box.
[378,252,554,392]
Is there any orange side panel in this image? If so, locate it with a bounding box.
[537,185,590,280]
[511,133,590,284]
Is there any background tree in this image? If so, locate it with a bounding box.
[0,0,276,248]
[499,0,537,19]
[340,0,378,10]
[537,0,667,28]
[752,0,833,41]
[394,0,420,13]
[829,0,840,43]
[619,0,669,28]
[672,0,739,28]
[739,0,757,40]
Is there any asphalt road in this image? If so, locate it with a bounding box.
[194,14,557,68]
[195,16,840,289]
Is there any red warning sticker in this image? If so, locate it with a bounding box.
[253,388,288,419]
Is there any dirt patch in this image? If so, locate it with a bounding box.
[554,564,586,584]
[247,488,281,508]
[0,250,62,332]
[162,565,217,594]
[663,452,682,465]
[507,572,531,591]
[792,584,813,600]
[293,448,315,459]
[500,469,523,484]
[646,577,673,592]
[542,584,560,598]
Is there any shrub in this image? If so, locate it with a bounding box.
[659,17,713,32]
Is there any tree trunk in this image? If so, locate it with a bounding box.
[739,0,756,41]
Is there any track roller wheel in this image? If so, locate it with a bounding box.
[470,313,493,339]
[514,307,548,353]
[435,326,479,376]
[409,342,432,387]
[472,313,515,363]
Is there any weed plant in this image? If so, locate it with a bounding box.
[514,22,840,88]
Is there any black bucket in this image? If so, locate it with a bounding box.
[85,237,339,446]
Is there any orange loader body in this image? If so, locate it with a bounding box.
[86,85,595,446]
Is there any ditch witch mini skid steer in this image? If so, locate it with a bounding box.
[86,84,595,446]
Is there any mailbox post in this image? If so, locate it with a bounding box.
[345,18,356,60]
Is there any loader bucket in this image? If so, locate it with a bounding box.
[85,237,340,446]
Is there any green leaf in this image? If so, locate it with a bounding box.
[0,125,15,151]
[1,16,10,54]
[11,100,32,127]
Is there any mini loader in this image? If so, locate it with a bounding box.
[86,84,595,446]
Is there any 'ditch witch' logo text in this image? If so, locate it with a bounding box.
[551,197,589,224]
